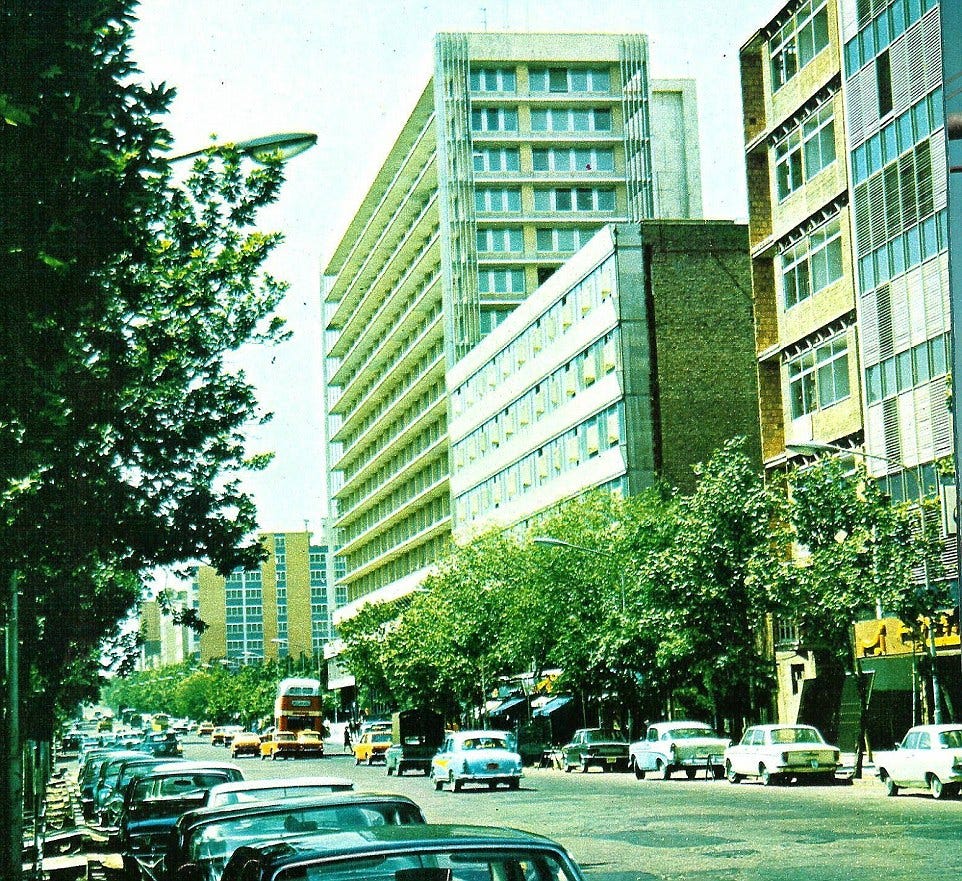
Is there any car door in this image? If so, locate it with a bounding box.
[432,737,451,777]
[732,728,758,776]
[567,731,585,764]
[638,728,660,771]
[906,730,930,786]
[893,730,920,787]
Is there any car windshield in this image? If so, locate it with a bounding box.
[372,733,392,743]
[770,727,823,744]
[210,784,354,807]
[584,730,620,743]
[668,727,715,739]
[189,804,425,881]
[275,850,578,881]
[461,737,508,750]
[938,729,962,748]
[133,772,230,801]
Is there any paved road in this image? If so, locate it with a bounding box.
[184,739,962,881]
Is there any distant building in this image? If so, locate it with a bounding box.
[448,221,759,534]
[197,532,336,668]
[323,31,704,622]
[137,585,199,669]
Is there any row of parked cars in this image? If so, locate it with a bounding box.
[72,741,590,880]
[553,720,962,799]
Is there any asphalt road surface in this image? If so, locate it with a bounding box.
[184,739,962,881]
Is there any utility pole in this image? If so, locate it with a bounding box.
[1,571,22,881]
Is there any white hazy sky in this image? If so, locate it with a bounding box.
[132,0,781,538]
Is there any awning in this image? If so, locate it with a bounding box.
[533,696,573,717]
[488,696,527,717]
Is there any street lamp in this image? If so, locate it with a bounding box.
[169,131,318,165]
[786,441,944,724]
[532,536,626,611]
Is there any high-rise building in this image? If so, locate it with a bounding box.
[323,32,703,620]
[197,532,336,667]
[137,585,199,669]
[740,0,959,735]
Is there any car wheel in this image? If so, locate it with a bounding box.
[563,761,572,773]
[880,770,898,797]
[433,774,443,791]
[488,780,497,790]
[354,755,361,765]
[656,759,671,781]
[452,777,463,793]
[930,774,947,799]
[270,751,277,761]
[633,761,646,781]
[580,758,590,773]
[712,766,725,780]
[685,769,697,780]
[726,761,742,784]
[760,764,777,786]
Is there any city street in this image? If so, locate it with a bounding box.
[183,739,962,881]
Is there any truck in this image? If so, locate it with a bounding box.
[384,708,445,777]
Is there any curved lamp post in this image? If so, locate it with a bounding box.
[170,131,318,165]
[787,440,944,724]
[532,536,625,611]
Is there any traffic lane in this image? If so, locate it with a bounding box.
[183,741,962,881]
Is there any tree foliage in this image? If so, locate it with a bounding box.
[1,0,289,740]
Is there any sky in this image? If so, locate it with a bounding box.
[131,0,782,539]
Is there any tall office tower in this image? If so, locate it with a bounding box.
[197,531,334,666]
[323,33,703,618]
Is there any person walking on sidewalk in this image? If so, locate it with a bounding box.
[343,726,352,755]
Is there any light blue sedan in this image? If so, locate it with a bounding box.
[430,730,523,792]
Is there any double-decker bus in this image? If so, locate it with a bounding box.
[274,677,323,733]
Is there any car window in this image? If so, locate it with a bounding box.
[938,729,962,748]
[917,732,931,749]
[901,731,919,749]
[740,728,758,746]
[585,730,619,743]
[647,730,658,742]
[669,727,714,739]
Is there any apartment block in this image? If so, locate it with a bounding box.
[448,222,759,535]
[323,32,703,621]
[741,0,959,736]
[197,532,335,666]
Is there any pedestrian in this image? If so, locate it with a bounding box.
[343,725,352,755]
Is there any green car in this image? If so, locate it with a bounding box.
[561,728,630,772]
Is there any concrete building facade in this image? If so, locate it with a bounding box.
[323,32,703,621]
[448,222,759,535]
[740,0,959,736]
[197,532,335,667]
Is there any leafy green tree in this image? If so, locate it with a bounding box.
[777,457,932,773]
[649,439,779,732]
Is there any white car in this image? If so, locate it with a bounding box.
[205,775,355,807]
[723,724,839,785]
[430,730,523,792]
[629,721,731,780]
[874,724,962,799]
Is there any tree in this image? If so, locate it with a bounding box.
[649,439,780,732]
[1,5,290,872]
[778,457,931,773]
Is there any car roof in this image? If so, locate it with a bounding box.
[652,720,713,728]
[139,760,242,777]
[750,723,819,731]
[207,776,354,796]
[907,724,962,733]
[450,729,512,738]
[176,792,423,830]
[229,824,569,871]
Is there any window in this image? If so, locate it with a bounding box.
[478,269,525,294]
[769,0,829,91]
[876,49,893,117]
[534,188,615,212]
[788,336,850,418]
[473,148,520,172]
[529,67,611,93]
[775,102,836,201]
[536,228,591,252]
[471,107,518,132]
[477,228,523,252]
[475,188,522,212]
[531,147,614,173]
[529,108,612,132]
[469,67,516,92]
[781,218,843,308]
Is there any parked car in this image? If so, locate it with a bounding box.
[117,761,244,876]
[196,721,214,737]
[874,724,962,799]
[204,776,355,808]
[97,755,186,827]
[384,707,445,777]
[167,793,426,881]
[351,730,392,765]
[140,731,183,758]
[430,729,523,792]
[218,824,587,881]
[89,750,151,822]
[629,721,730,780]
[560,728,630,773]
[723,724,839,785]
[229,732,262,759]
